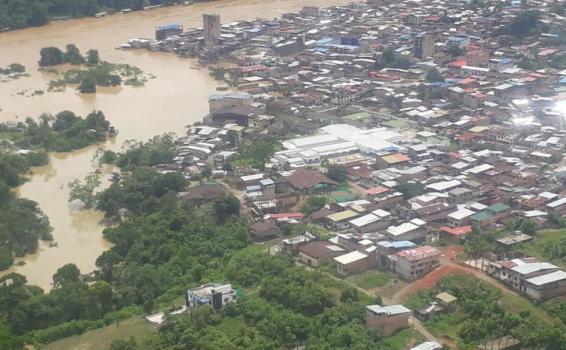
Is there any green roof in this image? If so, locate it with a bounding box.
[486,203,510,214]
[343,112,372,121]
[471,211,493,222]
[327,210,359,222]
[383,119,409,129]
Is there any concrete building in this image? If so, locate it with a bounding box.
[298,241,345,267]
[365,304,411,336]
[389,246,441,280]
[524,270,566,302]
[334,249,374,276]
[203,14,221,46]
[413,32,434,59]
[186,283,236,311]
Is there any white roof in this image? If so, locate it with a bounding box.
[426,179,461,191]
[538,191,558,200]
[411,218,426,226]
[366,304,411,315]
[524,210,547,218]
[526,270,566,286]
[350,213,380,228]
[334,250,368,265]
[448,208,475,220]
[410,342,443,350]
[511,262,558,275]
[240,173,264,182]
[387,222,419,236]
[372,209,391,218]
[547,197,566,208]
[466,163,493,174]
[451,161,470,170]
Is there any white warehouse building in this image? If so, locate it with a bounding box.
[272,124,406,167]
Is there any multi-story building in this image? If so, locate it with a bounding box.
[366,304,411,336]
[203,14,221,46]
[389,246,441,280]
[186,283,237,311]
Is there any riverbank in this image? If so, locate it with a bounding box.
[0,0,353,290]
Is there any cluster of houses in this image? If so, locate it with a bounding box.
[134,0,566,314]
[488,256,566,302]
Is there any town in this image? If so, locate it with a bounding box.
[1,0,566,349]
[116,0,566,348]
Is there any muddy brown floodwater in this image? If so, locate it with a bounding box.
[0,0,353,289]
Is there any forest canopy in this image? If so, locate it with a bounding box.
[0,0,180,30]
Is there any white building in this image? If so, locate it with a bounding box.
[186,283,237,311]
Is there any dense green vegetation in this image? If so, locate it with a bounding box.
[230,136,280,170]
[0,0,180,30]
[0,148,51,270]
[0,110,112,270]
[376,47,411,70]
[40,45,146,92]
[301,196,327,215]
[517,229,566,269]
[326,164,347,183]
[502,10,546,38]
[2,110,112,152]
[0,63,26,75]
[406,275,566,349]
[0,137,424,349]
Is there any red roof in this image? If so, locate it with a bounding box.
[449,59,467,69]
[366,186,390,196]
[457,132,483,142]
[458,78,477,86]
[448,152,462,159]
[239,65,268,73]
[269,213,304,219]
[440,226,472,236]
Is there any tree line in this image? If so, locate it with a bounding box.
[0,110,112,271]
[0,0,180,30]
[0,135,412,349]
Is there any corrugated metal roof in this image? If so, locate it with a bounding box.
[526,270,566,286]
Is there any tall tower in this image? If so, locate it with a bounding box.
[413,33,434,59]
[203,14,221,46]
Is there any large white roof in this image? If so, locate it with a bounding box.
[366,304,411,315]
[526,270,566,286]
[511,262,558,275]
[334,250,368,265]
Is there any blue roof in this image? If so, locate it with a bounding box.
[559,77,566,84]
[377,240,416,248]
[448,36,467,42]
[317,37,334,45]
[209,93,252,100]
[156,23,182,30]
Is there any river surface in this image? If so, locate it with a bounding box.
[0,0,352,289]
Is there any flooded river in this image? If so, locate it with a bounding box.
[0,0,352,289]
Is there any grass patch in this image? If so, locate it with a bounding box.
[211,317,245,337]
[375,328,424,349]
[40,317,156,350]
[346,270,395,290]
[516,229,566,269]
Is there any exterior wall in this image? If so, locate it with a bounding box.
[525,280,566,302]
[352,219,391,233]
[393,255,440,281]
[298,251,324,267]
[203,14,221,46]
[209,96,253,113]
[336,255,374,276]
[374,195,403,209]
[366,312,410,336]
[389,227,427,242]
